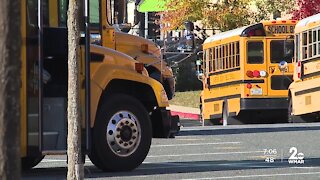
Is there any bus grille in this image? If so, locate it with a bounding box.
[271,75,292,90]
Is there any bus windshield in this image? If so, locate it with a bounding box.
[270,40,294,63]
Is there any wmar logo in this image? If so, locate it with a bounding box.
[288,147,304,164]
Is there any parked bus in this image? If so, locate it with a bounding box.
[21,0,179,171]
[41,0,175,100]
[92,0,176,99]
[288,13,320,122]
[199,20,297,125]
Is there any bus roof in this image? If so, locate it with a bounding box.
[295,13,320,33]
[204,20,297,45]
[203,26,249,44]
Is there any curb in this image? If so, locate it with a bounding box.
[171,111,200,121]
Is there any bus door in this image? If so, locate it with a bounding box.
[25,0,71,155]
[24,0,42,156]
[246,39,268,96]
[266,38,294,96]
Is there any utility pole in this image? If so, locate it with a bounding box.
[67,0,84,179]
[0,0,21,179]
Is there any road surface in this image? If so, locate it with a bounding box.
[23,121,320,180]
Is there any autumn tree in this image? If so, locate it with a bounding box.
[161,0,209,30]
[254,0,295,22]
[161,0,297,32]
[67,0,83,179]
[161,0,252,31]
[0,0,21,179]
[204,0,251,32]
[292,0,320,20]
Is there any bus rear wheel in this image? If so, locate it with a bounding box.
[89,94,152,172]
[21,155,44,170]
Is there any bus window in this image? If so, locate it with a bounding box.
[247,41,264,64]
[295,34,300,62]
[236,42,240,66]
[215,47,218,71]
[59,0,68,27]
[90,0,100,26]
[318,29,320,54]
[270,40,294,63]
[212,48,216,71]
[209,48,213,72]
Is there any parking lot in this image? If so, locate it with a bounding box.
[23,121,320,180]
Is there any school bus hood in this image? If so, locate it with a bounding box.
[115,31,161,57]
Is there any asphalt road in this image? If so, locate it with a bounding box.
[22,121,320,180]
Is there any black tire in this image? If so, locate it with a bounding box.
[288,97,305,123]
[21,156,44,170]
[89,94,152,172]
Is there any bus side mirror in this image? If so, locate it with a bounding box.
[196,59,203,80]
[118,23,132,33]
[278,60,288,73]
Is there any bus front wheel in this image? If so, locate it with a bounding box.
[90,94,152,172]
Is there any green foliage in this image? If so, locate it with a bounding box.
[169,91,201,108]
[161,0,295,31]
[204,0,251,32]
[254,0,295,22]
[161,0,209,30]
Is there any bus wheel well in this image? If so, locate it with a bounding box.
[146,66,159,76]
[102,79,158,113]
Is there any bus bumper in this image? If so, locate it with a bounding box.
[151,108,180,138]
[240,98,288,110]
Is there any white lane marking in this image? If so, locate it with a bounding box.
[138,161,273,170]
[181,171,320,180]
[42,159,92,163]
[147,151,263,158]
[151,142,241,147]
[291,166,319,169]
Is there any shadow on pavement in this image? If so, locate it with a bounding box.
[178,126,320,136]
[22,158,320,179]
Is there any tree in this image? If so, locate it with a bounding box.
[161,0,296,32]
[161,0,251,31]
[292,0,320,20]
[161,0,209,30]
[254,0,295,22]
[0,0,21,179]
[67,0,84,179]
[204,0,251,32]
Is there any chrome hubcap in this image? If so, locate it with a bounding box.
[106,111,141,157]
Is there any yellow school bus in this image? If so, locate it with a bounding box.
[20,0,179,171]
[40,0,175,100]
[92,0,176,99]
[200,20,297,125]
[288,14,320,122]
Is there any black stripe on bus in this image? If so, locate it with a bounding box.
[209,67,241,76]
[301,57,320,64]
[295,86,320,96]
[301,58,320,80]
[302,71,320,80]
[208,79,264,89]
[209,112,237,120]
[204,94,241,103]
[210,114,221,119]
